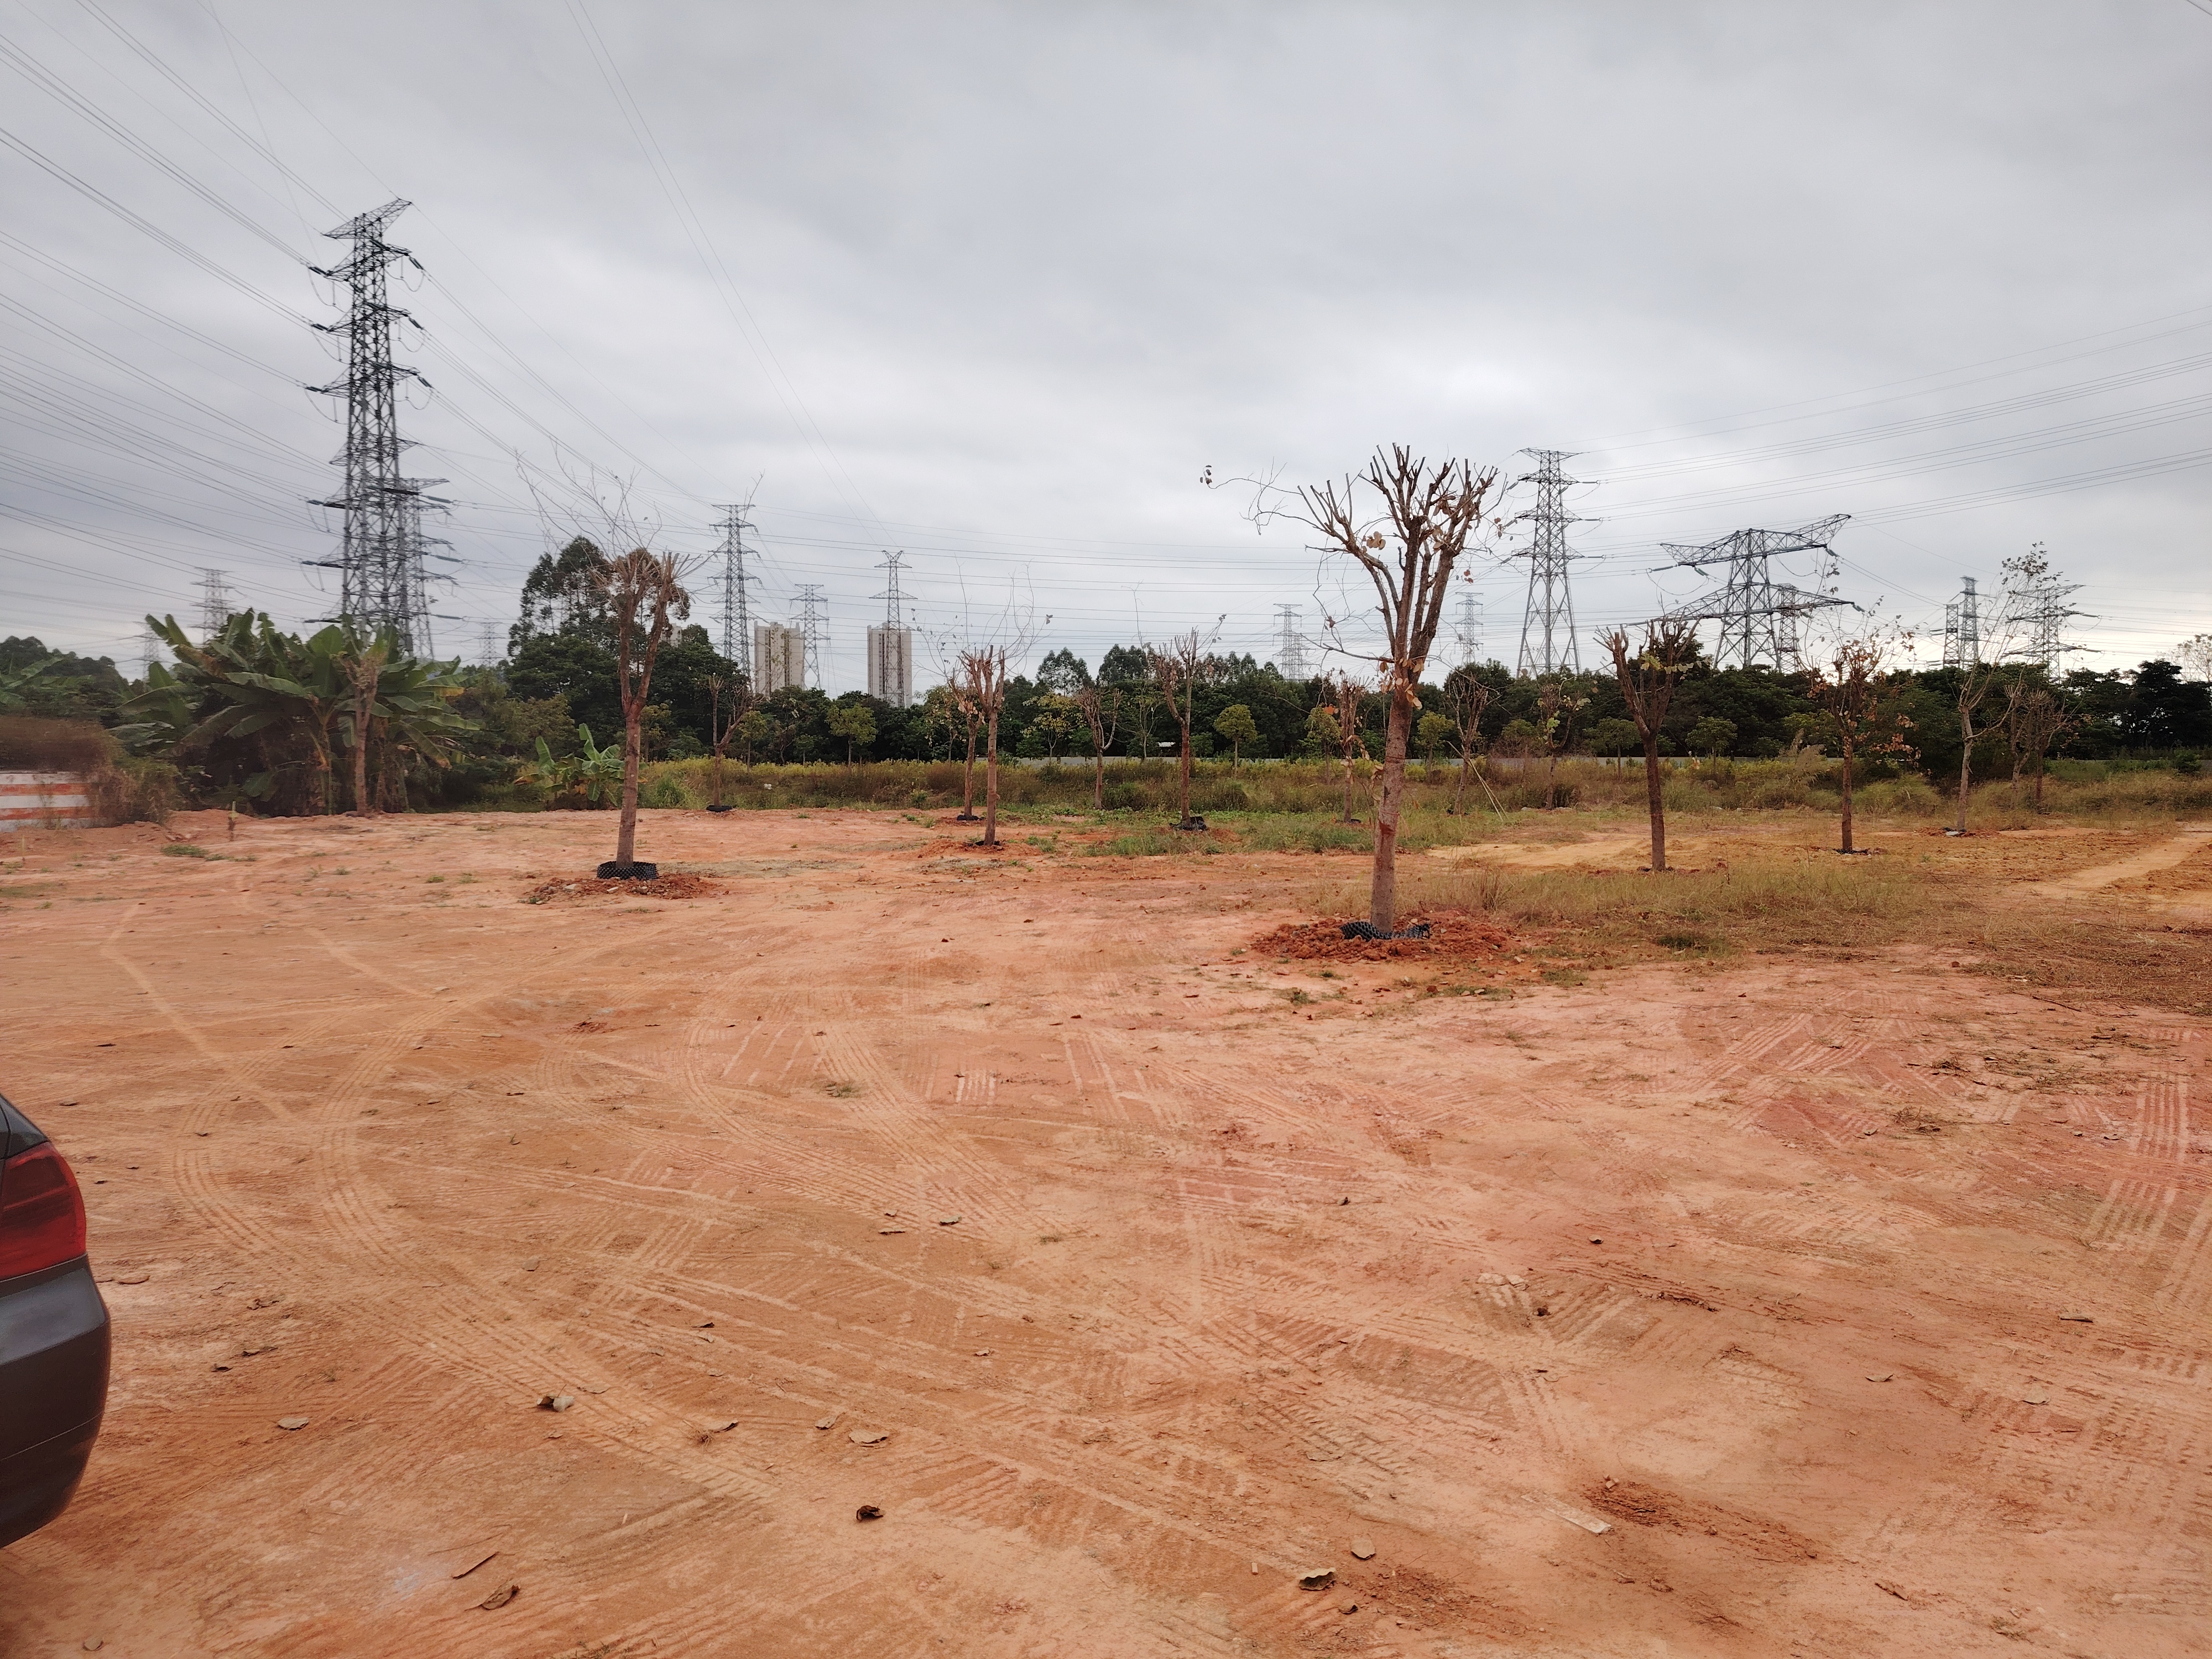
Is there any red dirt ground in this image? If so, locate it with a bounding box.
[0,808,2207,1657]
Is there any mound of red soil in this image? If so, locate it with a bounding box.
[523,872,722,903]
[1254,910,1514,961]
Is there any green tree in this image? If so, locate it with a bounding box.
[1,638,131,719]
[826,699,877,762]
[1026,691,1079,758]
[512,538,612,651]
[1302,703,1340,759]
[1213,702,1259,766]
[1586,717,1640,757]
[1415,709,1453,763]
[1687,716,1738,759]
[737,708,771,764]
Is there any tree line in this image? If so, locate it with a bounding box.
[4,540,2206,817]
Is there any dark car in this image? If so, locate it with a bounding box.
[0,1093,109,1547]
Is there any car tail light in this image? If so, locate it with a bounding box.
[0,1143,88,1280]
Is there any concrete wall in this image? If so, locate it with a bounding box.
[1,770,96,832]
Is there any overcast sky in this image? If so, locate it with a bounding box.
[4,0,2210,688]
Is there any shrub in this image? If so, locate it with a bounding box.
[642,773,694,809]
[0,716,115,771]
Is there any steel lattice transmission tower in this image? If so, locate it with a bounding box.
[868,551,915,706]
[712,500,759,678]
[308,199,442,653]
[1273,604,1311,679]
[1662,515,1851,670]
[874,549,910,626]
[1510,450,1587,676]
[1942,577,1981,669]
[195,567,235,640]
[795,583,827,690]
[1451,591,1483,666]
[2006,552,2087,672]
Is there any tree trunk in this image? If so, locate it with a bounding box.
[1642,733,1667,871]
[1177,700,1194,826]
[617,709,643,867]
[352,700,373,815]
[1954,708,1974,833]
[1369,690,1412,931]
[983,711,1000,846]
[1545,750,1560,810]
[1092,743,1105,810]
[711,751,723,808]
[959,723,979,819]
[1839,739,1856,853]
[1451,746,1472,814]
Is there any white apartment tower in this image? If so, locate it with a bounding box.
[867,625,913,706]
[753,622,805,693]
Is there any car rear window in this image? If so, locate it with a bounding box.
[0,1093,49,1163]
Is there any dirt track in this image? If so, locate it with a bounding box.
[1,809,2208,1657]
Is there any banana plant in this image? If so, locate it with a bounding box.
[573,725,623,806]
[0,653,61,710]
[116,613,472,813]
[333,626,475,811]
[518,725,622,807]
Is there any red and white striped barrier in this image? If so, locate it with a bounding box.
[0,770,97,832]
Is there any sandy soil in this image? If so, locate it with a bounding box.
[1,808,2208,1658]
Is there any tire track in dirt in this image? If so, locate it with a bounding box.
[27,814,2212,1657]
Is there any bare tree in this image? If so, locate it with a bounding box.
[1074,680,1123,811]
[951,686,984,821]
[707,672,751,811]
[2178,632,2212,686]
[1948,549,2042,834]
[1600,620,1697,870]
[1807,627,1911,855]
[597,548,692,873]
[1325,673,1370,823]
[1303,448,1499,930]
[1145,628,1216,830]
[2005,675,2074,812]
[1533,677,1589,810]
[1440,664,1491,815]
[956,644,1012,847]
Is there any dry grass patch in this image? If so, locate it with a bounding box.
[1959,910,2212,1017]
[1374,847,1954,965]
[1290,833,2212,1016]
[1251,912,1515,963]
[522,873,723,904]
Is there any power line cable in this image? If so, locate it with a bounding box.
[562,0,884,531]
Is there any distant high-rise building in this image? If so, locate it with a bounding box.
[867,625,913,706]
[754,623,805,693]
